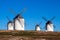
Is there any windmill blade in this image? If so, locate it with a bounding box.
[6,16,14,26]
[54,25,55,28]
[39,21,42,25]
[42,17,47,21]
[17,19,23,27]
[24,21,27,27]
[40,27,42,29]
[43,25,47,30]
[18,8,26,15]
[53,24,56,28]
[50,16,55,21]
[5,23,8,30]
[9,8,17,15]
[6,16,11,21]
[38,21,42,29]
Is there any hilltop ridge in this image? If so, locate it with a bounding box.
[0,30,60,40]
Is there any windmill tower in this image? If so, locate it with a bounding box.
[14,14,24,30]
[42,17,55,32]
[35,22,42,31]
[10,8,26,30]
[7,16,14,30]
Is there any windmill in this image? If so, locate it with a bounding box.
[6,16,14,30]
[9,8,26,30]
[35,21,42,31]
[42,16,55,32]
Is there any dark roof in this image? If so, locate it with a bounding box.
[14,14,23,20]
[7,21,13,24]
[46,21,52,24]
[35,24,39,27]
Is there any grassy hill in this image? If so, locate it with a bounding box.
[0,30,60,40]
[0,30,60,36]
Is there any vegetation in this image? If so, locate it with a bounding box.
[0,30,60,37]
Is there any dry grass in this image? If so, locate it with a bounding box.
[0,30,60,40]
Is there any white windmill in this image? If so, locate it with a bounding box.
[35,22,42,31]
[14,14,24,30]
[42,17,55,32]
[7,16,14,30]
[10,8,26,30]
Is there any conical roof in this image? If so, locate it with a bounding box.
[36,24,39,27]
[14,14,23,20]
[46,21,52,24]
[7,21,13,24]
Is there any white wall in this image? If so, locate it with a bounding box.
[14,18,24,30]
[46,24,54,31]
[36,26,40,31]
[8,23,14,30]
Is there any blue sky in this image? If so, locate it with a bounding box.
[0,0,60,31]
